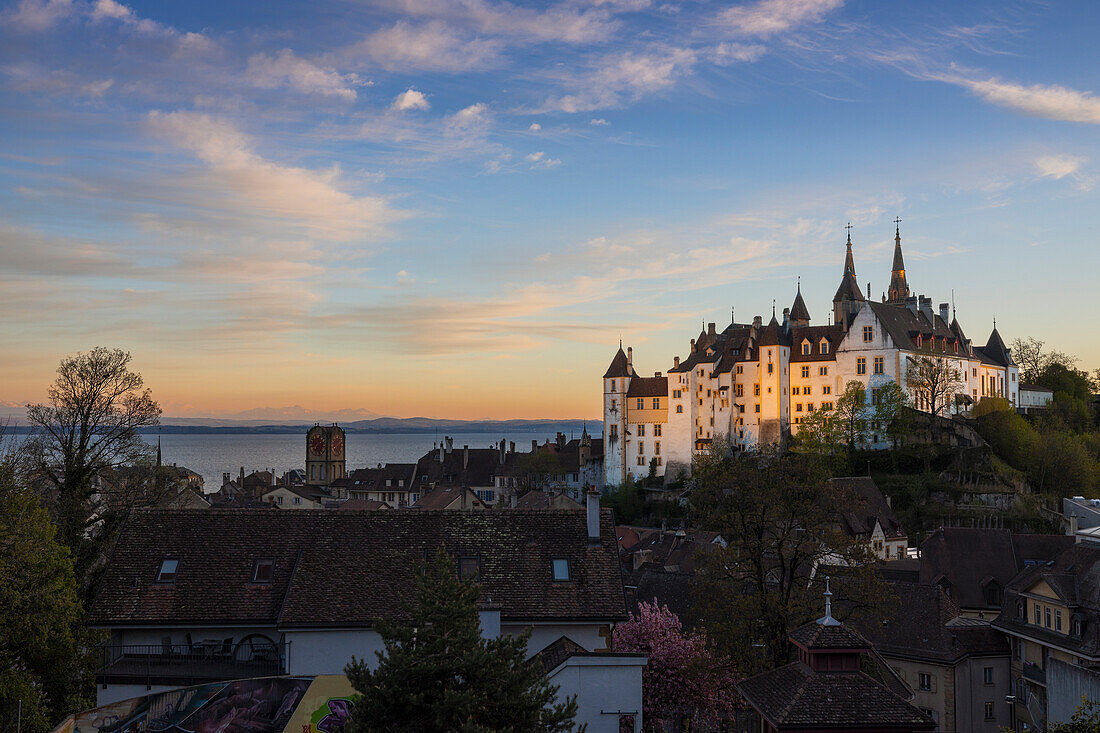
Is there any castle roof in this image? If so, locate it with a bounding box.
[626,376,667,397]
[789,285,811,323]
[833,235,865,304]
[603,346,636,378]
[975,327,1015,367]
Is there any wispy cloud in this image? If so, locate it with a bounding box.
[367,0,619,44]
[246,50,362,100]
[3,0,74,31]
[535,46,697,113]
[347,20,503,72]
[392,88,430,111]
[957,77,1100,124]
[145,111,400,241]
[717,0,845,38]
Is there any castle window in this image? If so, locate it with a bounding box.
[611,381,616,392]
[823,385,831,395]
[767,363,773,374]
[820,341,829,354]
[755,404,760,413]
[654,424,661,436]
[754,384,760,396]
[795,403,803,412]
[804,386,811,395]
[655,441,660,455]
[637,424,645,437]
[802,342,811,356]
[807,403,814,411]
[819,366,828,376]
[736,365,743,374]
[873,356,885,375]
[791,386,798,396]
[611,399,617,410]
[801,366,810,378]
[639,441,644,455]
[857,357,867,375]
[676,405,683,413]
[652,398,660,409]
[637,398,644,410]
[637,456,645,466]
[735,384,743,397]
[823,401,833,410]
[863,326,873,342]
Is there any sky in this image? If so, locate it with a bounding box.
[1,0,1098,420]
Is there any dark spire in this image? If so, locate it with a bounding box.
[887,217,909,304]
[833,224,865,305]
[790,278,811,326]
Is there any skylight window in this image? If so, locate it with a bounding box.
[552,558,570,581]
[156,558,179,584]
[251,558,275,583]
[458,557,480,582]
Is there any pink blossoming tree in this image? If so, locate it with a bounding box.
[613,601,742,732]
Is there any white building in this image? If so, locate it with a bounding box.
[87,500,645,732]
[603,224,1019,485]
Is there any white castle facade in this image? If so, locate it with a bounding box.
[602,225,1020,487]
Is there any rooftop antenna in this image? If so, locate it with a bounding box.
[817,576,841,626]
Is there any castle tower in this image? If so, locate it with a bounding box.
[887,219,909,304]
[832,225,865,328]
[602,343,635,487]
[306,424,346,485]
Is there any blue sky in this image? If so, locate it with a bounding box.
[1,0,1097,419]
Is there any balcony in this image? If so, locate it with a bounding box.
[1022,661,1046,685]
[96,639,287,687]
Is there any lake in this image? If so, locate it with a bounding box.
[156,429,595,491]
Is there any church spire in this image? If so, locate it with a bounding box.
[887,217,909,304]
[833,223,865,328]
[790,277,811,327]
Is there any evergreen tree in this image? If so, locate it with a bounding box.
[344,549,580,733]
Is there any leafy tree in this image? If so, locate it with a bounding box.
[689,449,890,673]
[24,348,161,586]
[874,381,912,448]
[613,601,741,732]
[1010,336,1078,384]
[1036,363,1094,403]
[344,549,579,733]
[604,477,646,525]
[790,405,846,471]
[972,396,1013,418]
[517,449,566,491]
[905,351,962,416]
[835,381,870,449]
[0,438,90,732]
[1030,431,1097,497]
[974,407,1038,473]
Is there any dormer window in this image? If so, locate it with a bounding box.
[802,341,811,356]
[458,557,480,582]
[552,558,570,581]
[156,558,179,584]
[819,340,829,355]
[251,558,275,583]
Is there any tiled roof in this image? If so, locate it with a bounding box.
[831,476,906,541]
[88,508,628,628]
[788,325,843,362]
[788,620,870,650]
[738,662,934,729]
[532,635,585,673]
[994,543,1100,658]
[919,527,1073,611]
[337,499,389,510]
[415,446,503,489]
[413,486,487,510]
[603,347,636,378]
[789,287,811,323]
[626,376,667,398]
[514,490,583,510]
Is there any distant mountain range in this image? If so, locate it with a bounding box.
[137,417,599,435]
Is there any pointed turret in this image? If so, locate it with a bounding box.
[790,279,811,327]
[983,325,1015,367]
[887,219,909,304]
[832,226,865,328]
[603,344,636,378]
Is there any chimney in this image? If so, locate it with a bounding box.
[654,371,662,378]
[918,295,934,323]
[708,322,716,337]
[499,438,506,463]
[445,436,453,453]
[690,338,696,351]
[463,445,469,470]
[586,488,601,544]
[673,356,680,368]
[509,441,515,454]
[939,303,950,323]
[782,307,790,327]
[510,493,517,508]
[438,443,444,462]
[1069,513,1079,538]
[905,295,918,315]
[626,347,632,367]
[557,432,566,449]
[532,439,538,451]
[753,315,762,328]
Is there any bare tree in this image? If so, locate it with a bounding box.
[1011,337,1078,384]
[25,348,161,579]
[905,351,963,416]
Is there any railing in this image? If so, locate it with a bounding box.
[1022,662,1046,685]
[96,640,287,686]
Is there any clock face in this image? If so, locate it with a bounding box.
[330,433,344,456]
[309,433,327,457]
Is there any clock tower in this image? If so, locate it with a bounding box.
[306,424,346,486]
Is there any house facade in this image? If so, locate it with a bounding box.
[86,499,644,731]
[603,224,1020,485]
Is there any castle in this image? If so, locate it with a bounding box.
[602,224,1019,486]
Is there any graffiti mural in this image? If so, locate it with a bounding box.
[57,678,324,733]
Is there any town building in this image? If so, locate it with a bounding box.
[86,496,646,731]
[738,584,935,733]
[335,463,419,507]
[1017,384,1054,414]
[413,485,488,510]
[919,527,1073,620]
[832,476,909,561]
[855,581,1011,732]
[993,542,1100,732]
[603,224,1020,485]
[496,430,605,502]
